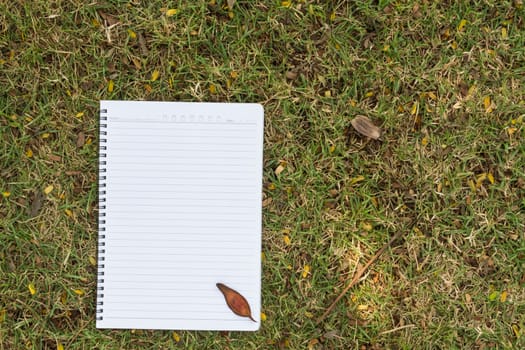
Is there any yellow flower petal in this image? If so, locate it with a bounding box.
[128,29,137,39]
[487,172,495,184]
[89,256,97,266]
[75,112,84,118]
[44,185,54,195]
[166,9,179,17]
[73,289,84,296]
[172,331,181,342]
[302,264,311,278]
[209,84,217,94]
[283,235,291,246]
[260,312,267,321]
[28,283,36,295]
[107,80,114,93]
[2,192,10,198]
[151,70,160,82]
[457,19,467,32]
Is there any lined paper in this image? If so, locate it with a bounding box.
[96,101,263,331]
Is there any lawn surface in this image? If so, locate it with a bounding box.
[1,0,524,349]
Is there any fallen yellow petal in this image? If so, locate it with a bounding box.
[283,235,291,246]
[209,84,217,94]
[128,29,137,39]
[75,112,84,118]
[501,27,508,39]
[512,324,521,339]
[64,209,73,217]
[500,290,508,302]
[457,19,467,32]
[57,343,64,350]
[166,9,178,16]
[89,256,97,266]
[108,80,114,93]
[2,192,10,198]
[44,185,54,195]
[302,265,311,278]
[151,70,160,82]
[172,331,181,342]
[260,312,267,321]
[28,283,36,295]
[350,175,365,185]
[487,172,495,184]
[73,289,84,296]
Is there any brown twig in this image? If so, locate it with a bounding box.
[316,220,415,324]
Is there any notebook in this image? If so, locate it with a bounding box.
[96,101,264,331]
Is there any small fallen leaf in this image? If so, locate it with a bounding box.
[166,9,179,17]
[209,84,217,94]
[29,191,44,217]
[308,338,320,349]
[89,256,97,266]
[283,235,291,246]
[28,283,36,295]
[76,132,85,148]
[350,175,365,185]
[44,185,54,195]
[75,112,84,118]
[48,154,62,162]
[274,163,286,175]
[64,209,73,217]
[172,331,181,342]
[216,283,255,321]
[73,289,84,296]
[97,10,119,26]
[285,71,298,80]
[107,80,114,93]
[350,115,381,140]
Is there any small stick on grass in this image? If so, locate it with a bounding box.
[316,220,415,325]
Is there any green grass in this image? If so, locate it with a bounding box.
[1,0,524,348]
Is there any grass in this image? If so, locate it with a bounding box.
[1,0,524,348]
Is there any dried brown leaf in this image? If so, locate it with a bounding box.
[285,71,298,80]
[29,191,44,218]
[350,115,382,140]
[216,283,255,322]
[76,132,85,148]
[227,0,236,9]
[97,10,119,26]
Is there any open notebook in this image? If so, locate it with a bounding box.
[96,101,263,331]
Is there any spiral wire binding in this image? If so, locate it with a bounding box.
[96,108,108,321]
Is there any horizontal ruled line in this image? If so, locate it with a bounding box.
[105,204,254,209]
[109,148,254,153]
[108,126,254,132]
[110,134,254,139]
[110,119,257,125]
[108,189,252,194]
[103,316,247,321]
[108,224,251,228]
[109,141,254,146]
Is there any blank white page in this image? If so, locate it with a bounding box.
[96,101,263,331]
